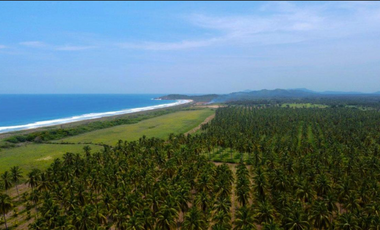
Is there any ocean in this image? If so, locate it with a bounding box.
[0,94,190,134]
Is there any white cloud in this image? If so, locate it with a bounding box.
[55,45,97,51]
[19,41,47,48]
[119,38,221,51]
[14,2,380,53]
[18,41,96,51]
[120,2,380,51]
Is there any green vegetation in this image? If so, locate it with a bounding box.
[227,95,380,110]
[3,106,187,145]
[2,104,380,229]
[0,144,103,177]
[205,148,248,163]
[280,103,328,108]
[58,109,214,145]
[0,109,214,178]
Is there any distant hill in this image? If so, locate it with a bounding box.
[213,89,318,102]
[289,88,317,93]
[158,89,380,103]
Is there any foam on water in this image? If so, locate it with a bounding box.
[0,100,192,134]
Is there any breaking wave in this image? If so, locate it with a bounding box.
[0,100,192,134]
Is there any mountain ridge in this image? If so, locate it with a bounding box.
[157,88,380,103]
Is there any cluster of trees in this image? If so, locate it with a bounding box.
[199,106,380,229]
[1,105,380,229]
[0,166,23,229]
[2,136,254,229]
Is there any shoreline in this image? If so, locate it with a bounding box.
[0,100,193,138]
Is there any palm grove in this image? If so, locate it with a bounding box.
[1,105,380,229]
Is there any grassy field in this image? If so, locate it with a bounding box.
[0,108,215,177]
[281,103,328,108]
[58,109,215,145]
[207,148,249,163]
[0,144,102,177]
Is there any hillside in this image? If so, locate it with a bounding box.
[159,89,380,106]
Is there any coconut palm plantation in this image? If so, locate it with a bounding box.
[1,103,380,229]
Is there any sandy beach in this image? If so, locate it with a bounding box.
[0,100,193,139]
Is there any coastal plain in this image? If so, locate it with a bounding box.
[58,108,214,145]
[0,108,215,176]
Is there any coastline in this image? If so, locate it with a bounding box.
[0,99,193,138]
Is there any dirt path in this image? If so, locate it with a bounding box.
[185,114,215,136]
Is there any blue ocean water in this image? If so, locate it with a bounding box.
[0,94,185,133]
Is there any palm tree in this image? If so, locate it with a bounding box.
[174,184,190,222]
[138,207,154,230]
[213,196,231,214]
[0,193,13,230]
[255,200,276,225]
[126,213,144,230]
[73,205,96,230]
[262,220,282,230]
[236,163,250,207]
[336,213,360,230]
[284,206,310,230]
[296,180,316,206]
[233,206,256,230]
[155,205,178,230]
[310,200,331,229]
[183,207,206,230]
[212,211,231,229]
[325,192,338,217]
[195,191,211,213]
[26,169,41,191]
[1,171,13,192]
[29,189,40,217]
[83,145,92,157]
[10,166,23,199]
[93,203,107,225]
[343,192,361,213]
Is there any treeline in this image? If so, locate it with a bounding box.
[226,95,380,109]
[4,108,181,144]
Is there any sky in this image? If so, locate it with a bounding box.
[0,1,380,94]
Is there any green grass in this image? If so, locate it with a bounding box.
[0,144,102,176]
[307,125,316,147]
[58,109,215,145]
[206,148,249,164]
[0,109,215,177]
[281,103,328,108]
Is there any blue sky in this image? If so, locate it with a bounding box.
[0,1,380,94]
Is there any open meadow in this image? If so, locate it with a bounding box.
[0,108,215,177]
[57,108,215,145]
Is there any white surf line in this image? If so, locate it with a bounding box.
[0,99,192,134]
